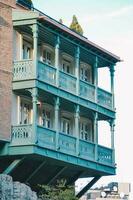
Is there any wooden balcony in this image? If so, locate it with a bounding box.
[13,60,113,110]
[10,125,114,167]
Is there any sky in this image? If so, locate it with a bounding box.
[32,0,133,198]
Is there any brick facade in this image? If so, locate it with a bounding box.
[0,0,15,140]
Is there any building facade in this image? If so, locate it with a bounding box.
[0,0,120,197]
[80,182,131,199]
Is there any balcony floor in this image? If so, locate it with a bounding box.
[0,151,115,192]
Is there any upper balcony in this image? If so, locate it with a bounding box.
[12,9,120,118]
[13,59,113,110]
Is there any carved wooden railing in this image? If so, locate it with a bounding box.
[13,60,34,81]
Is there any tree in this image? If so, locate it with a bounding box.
[59,18,63,24]
[38,179,79,200]
[70,15,83,35]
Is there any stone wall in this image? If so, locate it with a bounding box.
[0,174,38,200]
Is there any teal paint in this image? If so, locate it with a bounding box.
[55,35,60,87]
[75,105,80,155]
[32,23,38,79]
[110,65,115,109]
[32,88,38,144]
[3,159,21,175]
[94,112,98,161]
[94,56,98,103]
[75,46,80,95]
[54,97,60,150]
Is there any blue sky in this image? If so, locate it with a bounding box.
[33,0,133,198]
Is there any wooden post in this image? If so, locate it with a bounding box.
[110,65,115,109]
[94,56,98,103]
[75,46,80,95]
[54,97,60,150]
[32,88,38,144]
[32,23,38,79]
[75,105,80,155]
[55,35,60,87]
[109,119,115,164]
[94,112,98,161]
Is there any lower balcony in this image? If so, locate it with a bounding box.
[10,124,114,167]
[13,60,113,110]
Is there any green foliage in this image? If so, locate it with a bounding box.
[38,179,79,200]
[59,18,63,24]
[25,0,33,4]
[70,15,83,35]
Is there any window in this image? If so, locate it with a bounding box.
[42,49,52,65]
[41,109,51,128]
[62,59,71,73]
[61,117,71,134]
[80,63,92,83]
[22,41,32,59]
[20,100,32,124]
[79,120,93,141]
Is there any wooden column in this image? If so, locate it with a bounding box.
[32,88,38,144]
[94,56,98,103]
[54,97,60,150]
[110,65,115,109]
[32,23,38,79]
[55,35,60,87]
[94,112,98,161]
[75,105,80,155]
[110,119,115,164]
[75,46,80,95]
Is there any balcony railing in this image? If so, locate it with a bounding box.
[38,61,56,85]
[13,60,34,81]
[80,80,95,102]
[11,125,114,166]
[11,124,33,145]
[59,71,77,94]
[98,88,113,109]
[98,145,113,165]
[13,60,113,110]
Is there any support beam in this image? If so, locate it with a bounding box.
[76,176,101,198]
[3,159,22,175]
[67,171,83,185]
[48,166,67,185]
[25,161,46,183]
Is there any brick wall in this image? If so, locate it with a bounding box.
[0,0,15,140]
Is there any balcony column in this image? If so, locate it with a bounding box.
[109,119,115,164]
[54,97,60,150]
[94,112,98,161]
[75,46,80,95]
[94,56,98,102]
[32,88,38,144]
[55,35,60,87]
[32,23,38,79]
[74,105,80,155]
[109,65,115,109]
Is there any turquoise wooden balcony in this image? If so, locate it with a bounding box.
[10,124,114,167]
[13,60,113,110]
